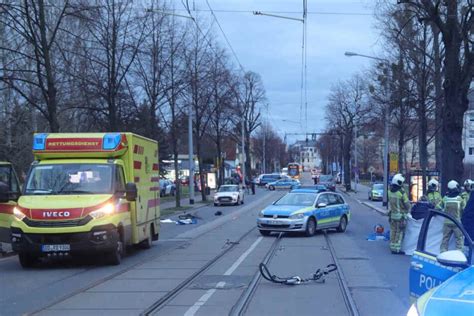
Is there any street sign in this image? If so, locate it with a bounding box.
[389,152,399,173]
[368,166,375,173]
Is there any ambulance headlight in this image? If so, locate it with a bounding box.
[89,203,115,219]
[289,213,305,219]
[13,207,26,220]
[407,304,419,316]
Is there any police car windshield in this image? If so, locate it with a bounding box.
[373,184,384,190]
[274,193,316,206]
[24,164,113,195]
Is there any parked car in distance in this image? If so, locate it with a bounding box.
[319,175,336,191]
[266,178,300,190]
[368,183,384,201]
[159,179,176,197]
[257,189,350,236]
[214,185,244,206]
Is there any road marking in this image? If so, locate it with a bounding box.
[183,237,263,316]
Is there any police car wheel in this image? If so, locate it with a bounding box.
[337,215,347,233]
[259,230,271,236]
[269,185,275,191]
[305,218,316,237]
[18,252,37,268]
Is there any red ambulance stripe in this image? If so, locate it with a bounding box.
[150,177,160,182]
[134,177,140,183]
[150,187,161,192]
[148,198,160,208]
[134,145,138,154]
[134,161,142,170]
[0,204,14,214]
[152,163,159,171]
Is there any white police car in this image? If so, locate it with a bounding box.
[408,209,473,316]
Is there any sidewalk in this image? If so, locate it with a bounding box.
[340,182,389,216]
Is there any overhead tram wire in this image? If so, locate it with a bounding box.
[205,0,245,72]
[157,8,372,16]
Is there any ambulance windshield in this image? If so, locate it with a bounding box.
[24,164,113,195]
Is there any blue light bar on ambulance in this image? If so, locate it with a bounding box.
[33,134,48,150]
[103,133,122,150]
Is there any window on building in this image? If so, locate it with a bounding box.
[470,113,474,121]
[470,148,474,155]
[470,130,474,138]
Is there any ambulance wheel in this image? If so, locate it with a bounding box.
[140,224,154,249]
[305,217,316,237]
[259,230,271,236]
[18,252,37,268]
[337,215,348,233]
[106,239,123,265]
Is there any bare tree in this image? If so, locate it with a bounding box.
[398,0,474,189]
[77,0,147,131]
[326,74,370,190]
[0,0,74,131]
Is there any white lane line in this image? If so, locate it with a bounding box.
[183,237,263,316]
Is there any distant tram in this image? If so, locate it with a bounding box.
[287,162,302,179]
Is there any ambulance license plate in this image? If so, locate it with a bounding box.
[41,244,71,252]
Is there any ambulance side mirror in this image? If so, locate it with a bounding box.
[125,183,137,202]
[0,184,9,203]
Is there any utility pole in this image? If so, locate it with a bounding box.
[354,124,358,192]
[241,118,246,188]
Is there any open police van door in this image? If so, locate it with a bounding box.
[409,209,473,299]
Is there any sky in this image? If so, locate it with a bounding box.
[178,0,383,143]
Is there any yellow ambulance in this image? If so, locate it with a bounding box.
[0,162,21,244]
[10,133,160,267]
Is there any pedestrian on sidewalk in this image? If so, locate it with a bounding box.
[251,176,256,195]
[427,179,442,209]
[388,173,410,254]
[440,180,465,252]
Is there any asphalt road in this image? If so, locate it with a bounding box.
[0,174,412,315]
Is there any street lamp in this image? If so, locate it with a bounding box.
[344,51,391,207]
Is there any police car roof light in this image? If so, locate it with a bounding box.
[103,133,121,150]
[33,133,48,150]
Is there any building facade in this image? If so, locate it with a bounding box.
[462,90,474,168]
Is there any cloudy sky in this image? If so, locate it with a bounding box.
[178,0,383,142]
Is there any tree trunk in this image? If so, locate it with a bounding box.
[439,18,467,190]
[343,131,352,190]
[432,24,443,174]
[196,141,207,201]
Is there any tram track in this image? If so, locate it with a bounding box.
[229,231,360,316]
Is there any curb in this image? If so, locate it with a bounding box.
[361,201,388,216]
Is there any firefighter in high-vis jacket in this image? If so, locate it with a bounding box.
[440,180,465,252]
[427,179,442,209]
[388,173,411,254]
[461,179,473,206]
